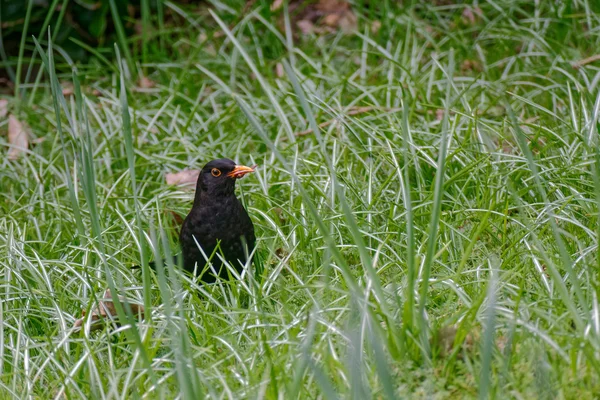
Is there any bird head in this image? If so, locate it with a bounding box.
[197,158,256,197]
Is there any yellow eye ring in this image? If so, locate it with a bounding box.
[211,168,221,177]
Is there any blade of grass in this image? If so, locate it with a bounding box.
[282,60,393,321]
[505,98,590,322]
[478,256,498,400]
[398,94,417,342]
[32,34,85,242]
[14,0,34,101]
[108,0,135,75]
[418,49,455,360]
[209,9,295,141]
[115,44,154,326]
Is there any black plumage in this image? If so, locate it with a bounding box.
[178,158,256,282]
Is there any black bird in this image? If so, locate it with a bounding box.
[178,158,256,283]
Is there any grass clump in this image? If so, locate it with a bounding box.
[1,0,600,398]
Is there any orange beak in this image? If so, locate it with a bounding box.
[227,164,256,179]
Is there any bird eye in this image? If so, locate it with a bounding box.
[211,168,221,177]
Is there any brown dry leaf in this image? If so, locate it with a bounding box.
[316,0,356,33]
[275,62,284,78]
[435,109,445,121]
[501,139,516,154]
[0,78,14,95]
[138,76,156,89]
[8,114,29,160]
[289,0,356,35]
[0,99,8,118]
[73,289,145,332]
[462,7,476,25]
[270,0,283,11]
[165,169,200,187]
[371,20,382,34]
[62,82,74,97]
[461,59,482,73]
[461,6,482,25]
[297,19,314,35]
[572,54,600,69]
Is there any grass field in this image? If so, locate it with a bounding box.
[2,0,600,398]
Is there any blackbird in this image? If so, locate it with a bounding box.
[178,158,256,283]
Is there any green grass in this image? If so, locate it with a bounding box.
[2,0,600,398]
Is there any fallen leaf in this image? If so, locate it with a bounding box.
[322,12,340,27]
[270,0,283,11]
[461,59,482,72]
[462,7,476,25]
[165,169,200,187]
[0,99,8,118]
[8,114,29,160]
[138,76,156,89]
[0,78,14,95]
[289,0,356,35]
[73,289,145,332]
[572,54,600,69]
[62,82,74,97]
[275,62,284,78]
[315,0,357,33]
[371,20,382,34]
[297,20,314,35]
[435,109,445,121]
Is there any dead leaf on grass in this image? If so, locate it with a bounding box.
[165,169,200,188]
[572,54,600,69]
[371,20,382,34]
[0,99,8,118]
[275,62,284,78]
[73,289,145,332]
[435,109,445,121]
[461,59,482,73]
[62,82,74,97]
[138,76,156,89]
[270,0,283,11]
[316,0,357,32]
[8,114,29,160]
[461,6,482,25]
[296,19,314,35]
[289,0,357,35]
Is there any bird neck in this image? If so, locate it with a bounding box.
[193,187,236,207]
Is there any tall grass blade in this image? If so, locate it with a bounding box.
[14,0,34,100]
[108,0,135,74]
[418,49,455,359]
[505,99,590,323]
[478,257,498,400]
[32,34,86,242]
